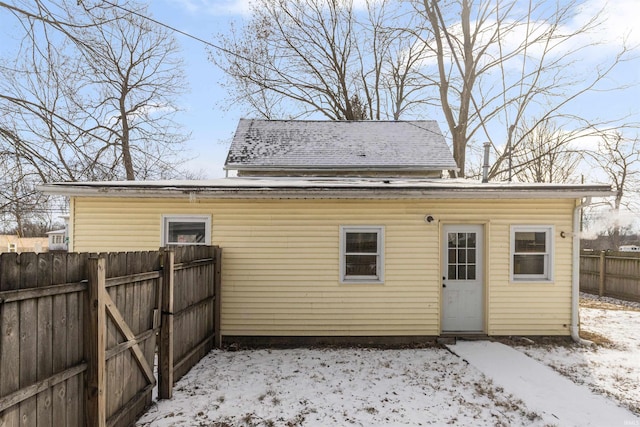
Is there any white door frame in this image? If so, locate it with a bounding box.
[441,224,485,333]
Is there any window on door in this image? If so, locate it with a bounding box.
[162,215,211,246]
[511,225,553,281]
[447,231,477,280]
[340,226,384,283]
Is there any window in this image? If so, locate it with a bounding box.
[162,215,211,246]
[447,231,477,280]
[340,226,384,283]
[511,226,553,281]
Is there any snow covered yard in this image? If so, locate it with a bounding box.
[137,294,640,427]
[515,294,640,416]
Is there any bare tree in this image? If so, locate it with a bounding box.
[0,149,58,236]
[506,119,582,183]
[0,0,188,229]
[415,0,631,177]
[212,0,632,178]
[1,1,188,180]
[586,131,640,249]
[75,5,188,180]
[210,0,434,121]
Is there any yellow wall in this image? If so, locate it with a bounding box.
[0,235,48,253]
[71,197,576,337]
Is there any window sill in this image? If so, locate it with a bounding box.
[340,279,385,285]
[510,279,555,284]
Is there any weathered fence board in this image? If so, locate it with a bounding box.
[0,296,19,426]
[171,246,218,384]
[0,246,221,427]
[21,252,38,427]
[580,250,640,301]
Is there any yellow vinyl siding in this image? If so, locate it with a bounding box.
[484,201,574,336]
[71,197,575,337]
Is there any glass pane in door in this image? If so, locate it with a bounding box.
[447,232,477,280]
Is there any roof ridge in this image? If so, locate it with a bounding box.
[238,118,439,124]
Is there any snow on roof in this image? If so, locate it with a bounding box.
[39,177,613,200]
[225,119,458,171]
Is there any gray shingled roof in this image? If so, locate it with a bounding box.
[225,119,458,171]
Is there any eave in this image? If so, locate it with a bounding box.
[224,164,460,172]
[39,178,614,200]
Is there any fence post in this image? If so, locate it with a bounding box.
[214,247,222,348]
[85,255,106,427]
[159,249,174,399]
[599,250,606,297]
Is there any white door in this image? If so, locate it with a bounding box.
[441,225,484,332]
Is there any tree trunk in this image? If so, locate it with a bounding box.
[119,95,135,180]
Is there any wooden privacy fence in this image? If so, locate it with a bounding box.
[0,246,222,427]
[580,250,640,302]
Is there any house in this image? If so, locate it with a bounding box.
[46,215,69,251]
[40,119,612,345]
[47,229,68,251]
[0,235,48,253]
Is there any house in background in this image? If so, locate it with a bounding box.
[47,229,68,251]
[41,119,612,345]
[46,215,69,251]
[0,235,48,253]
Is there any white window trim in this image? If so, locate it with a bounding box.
[510,225,554,282]
[339,225,385,284]
[162,215,211,246]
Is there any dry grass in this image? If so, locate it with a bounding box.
[580,297,640,312]
[578,330,615,346]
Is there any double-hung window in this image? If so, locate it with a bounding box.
[162,215,211,246]
[340,226,384,283]
[511,225,553,281]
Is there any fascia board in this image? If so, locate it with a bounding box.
[39,183,614,200]
[224,165,460,172]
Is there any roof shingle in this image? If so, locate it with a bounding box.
[225,119,458,172]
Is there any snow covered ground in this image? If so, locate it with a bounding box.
[137,294,640,427]
[516,294,640,417]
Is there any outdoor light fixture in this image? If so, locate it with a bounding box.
[424,215,435,223]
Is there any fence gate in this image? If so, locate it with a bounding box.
[0,247,220,427]
[86,252,161,427]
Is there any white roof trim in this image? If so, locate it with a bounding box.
[224,164,459,172]
[39,178,613,200]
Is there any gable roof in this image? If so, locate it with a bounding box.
[224,119,458,173]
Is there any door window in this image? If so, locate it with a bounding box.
[447,232,477,280]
